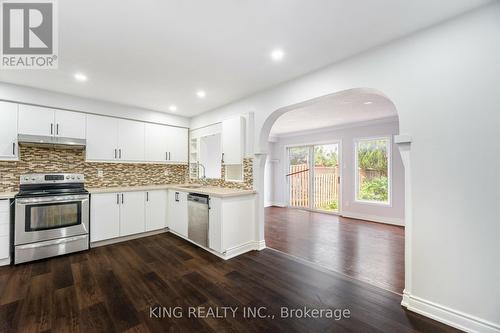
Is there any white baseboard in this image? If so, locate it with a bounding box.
[403,292,500,333]
[90,229,168,248]
[268,202,285,208]
[341,211,404,226]
[0,257,10,266]
[224,241,260,259]
[256,240,266,250]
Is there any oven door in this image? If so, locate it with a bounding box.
[15,194,89,245]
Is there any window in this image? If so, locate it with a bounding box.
[355,137,391,205]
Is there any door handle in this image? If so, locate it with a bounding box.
[169,152,171,160]
[221,153,225,164]
[117,193,119,204]
[56,123,59,135]
[166,152,168,161]
[12,142,15,155]
[119,149,122,159]
[175,192,179,202]
[50,123,53,135]
[114,149,117,159]
[121,193,124,204]
[146,192,149,202]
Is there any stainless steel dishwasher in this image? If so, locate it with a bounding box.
[187,193,209,247]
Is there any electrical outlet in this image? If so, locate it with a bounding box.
[163,169,169,176]
[97,170,103,177]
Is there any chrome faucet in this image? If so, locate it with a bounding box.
[197,162,206,180]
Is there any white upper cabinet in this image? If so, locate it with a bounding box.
[222,116,245,164]
[145,123,168,162]
[18,104,55,136]
[54,110,86,139]
[166,126,188,163]
[145,123,188,163]
[18,105,86,139]
[0,101,18,160]
[86,114,119,161]
[118,119,145,162]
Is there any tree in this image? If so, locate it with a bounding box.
[314,146,337,167]
[357,140,388,175]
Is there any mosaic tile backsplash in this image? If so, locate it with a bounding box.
[0,146,254,192]
[0,145,188,192]
[190,158,253,190]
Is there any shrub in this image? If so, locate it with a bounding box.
[359,176,388,202]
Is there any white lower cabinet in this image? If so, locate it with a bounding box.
[145,190,167,231]
[91,190,168,243]
[119,191,145,236]
[167,190,188,237]
[207,195,256,256]
[90,193,120,242]
[0,200,10,264]
[208,197,223,252]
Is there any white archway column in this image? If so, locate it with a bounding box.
[395,134,412,307]
[253,152,267,250]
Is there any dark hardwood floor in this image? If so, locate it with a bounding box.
[265,207,405,293]
[0,233,457,333]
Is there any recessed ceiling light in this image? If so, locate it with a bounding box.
[168,105,177,112]
[270,48,285,61]
[74,72,88,82]
[363,101,373,105]
[196,90,206,98]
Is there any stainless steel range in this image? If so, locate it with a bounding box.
[14,173,89,264]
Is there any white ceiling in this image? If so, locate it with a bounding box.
[0,0,490,117]
[270,90,397,136]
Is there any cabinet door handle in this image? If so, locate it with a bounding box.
[221,153,225,164]
[50,123,53,135]
[117,193,119,204]
[166,152,168,161]
[175,192,179,202]
[146,192,149,202]
[169,152,171,160]
[114,149,117,159]
[121,193,124,204]
[12,142,15,155]
[56,123,59,135]
[119,149,122,159]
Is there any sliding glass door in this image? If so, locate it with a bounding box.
[287,143,340,213]
[313,144,340,212]
[287,146,310,208]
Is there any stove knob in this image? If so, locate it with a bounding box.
[77,176,81,180]
[71,175,75,180]
[24,176,29,181]
[66,175,70,179]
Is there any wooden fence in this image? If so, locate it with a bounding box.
[288,164,338,209]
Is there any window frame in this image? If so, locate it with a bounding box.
[354,136,392,206]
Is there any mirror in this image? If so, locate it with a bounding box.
[199,133,222,179]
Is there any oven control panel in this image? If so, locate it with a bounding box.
[20,173,85,185]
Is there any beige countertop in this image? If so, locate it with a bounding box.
[87,184,256,198]
[0,192,17,200]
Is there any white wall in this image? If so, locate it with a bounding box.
[190,4,500,331]
[0,82,189,127]
[269,119,404,225]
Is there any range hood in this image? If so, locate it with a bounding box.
[18,134,86,149]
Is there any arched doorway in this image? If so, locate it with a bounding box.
[254,87,412,298]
